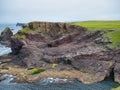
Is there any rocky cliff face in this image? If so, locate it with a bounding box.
[0,22,120,84]
[15,22,86,41]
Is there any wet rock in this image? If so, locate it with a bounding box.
[0,77,5,82]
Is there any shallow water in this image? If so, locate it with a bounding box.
[0,24,119,90]
[0,76,119,90]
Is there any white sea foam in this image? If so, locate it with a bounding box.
[40,77,68,85]
[0,44,11,56]
[0,74,16,85]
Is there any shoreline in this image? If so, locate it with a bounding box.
[0,61,119,85]
[0,72,119,90]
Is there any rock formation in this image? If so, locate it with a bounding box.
[0,22,120,84]
[0,27,13,45]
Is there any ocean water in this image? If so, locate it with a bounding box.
[0,24,119,90]
[0,43,11,56]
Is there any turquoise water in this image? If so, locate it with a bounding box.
[0,24,119,90]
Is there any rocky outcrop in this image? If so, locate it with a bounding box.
[0,27,13,45]
[0,21,120,84]
[16,22,87,41]
[72,60,114,84]
[0,27,13,41]
[16,23,25,28]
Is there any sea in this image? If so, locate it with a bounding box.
[0,23,119,90]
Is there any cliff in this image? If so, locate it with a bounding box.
[0,21,120,84]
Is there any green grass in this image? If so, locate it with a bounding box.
[105,30,120,49]
[15,34,26,39]
[74,21,120,31]
[111,86,120,90]
[51,63,58,68]
[17,26,50,38]
[2,27,10,33]
[74,20,120,49]
[18,27,45,35]
[19,27,36,34]
[28,68,45,75]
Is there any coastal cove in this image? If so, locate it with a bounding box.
[0,22,120,90]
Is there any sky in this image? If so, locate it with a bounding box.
[0,0,120,23]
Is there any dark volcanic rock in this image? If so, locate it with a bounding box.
[0,27,13,44]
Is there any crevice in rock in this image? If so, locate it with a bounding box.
[47,44,53,48]
[109,67,115,80]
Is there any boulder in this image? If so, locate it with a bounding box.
[0,77,5,82]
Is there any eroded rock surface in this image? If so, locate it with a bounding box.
[0,22,120,84]
[114,63,120,83]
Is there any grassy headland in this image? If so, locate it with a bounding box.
[74,20,120,49]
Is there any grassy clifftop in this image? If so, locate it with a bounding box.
[74,21,120,30]
[74,20,120,49]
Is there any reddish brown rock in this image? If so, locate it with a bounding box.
[1,22,119,84]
